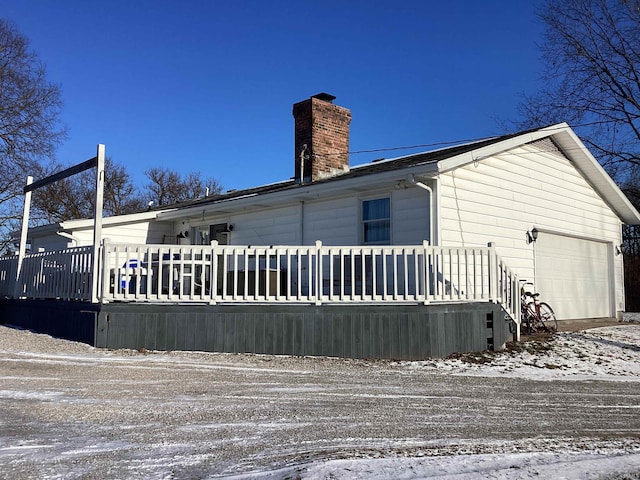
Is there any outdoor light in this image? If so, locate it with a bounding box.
[616,244,625,256]
[531,227,539,241]
[526,227,539,244]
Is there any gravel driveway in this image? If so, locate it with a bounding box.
[1,324,640,479]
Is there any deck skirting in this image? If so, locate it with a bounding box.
[0,300,513,359]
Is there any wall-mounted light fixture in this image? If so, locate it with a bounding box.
[526,227,539,244]
[615,244,625,256]
[177,230,189,239]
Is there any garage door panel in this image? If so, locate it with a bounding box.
[535,234,610,320]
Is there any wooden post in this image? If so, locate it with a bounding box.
[315,240,322,305]
[487,242,497,303]
[91,144,105,303]
[14,176,34,298]
[513,272,521,342]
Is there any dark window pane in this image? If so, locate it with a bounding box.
[363,198,390,221]
[364,220,390,243]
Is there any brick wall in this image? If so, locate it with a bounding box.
[292,94,352,182]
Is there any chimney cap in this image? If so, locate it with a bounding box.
[312,92,336,103]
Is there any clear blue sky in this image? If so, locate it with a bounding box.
[3,0,544,191]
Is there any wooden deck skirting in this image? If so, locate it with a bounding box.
[0,299,514,359]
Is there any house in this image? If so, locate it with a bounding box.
[5,93,640,359]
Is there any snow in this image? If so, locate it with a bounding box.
[1,320,640,479]
[404,323,640,382]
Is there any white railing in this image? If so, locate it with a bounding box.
[99,241,519,319]
[0,255,19,297]
[0,241,519,322]
[10,246,94,300]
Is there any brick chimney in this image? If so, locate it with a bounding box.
[292,93,352,183]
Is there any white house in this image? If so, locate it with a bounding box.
[28,93,640,321]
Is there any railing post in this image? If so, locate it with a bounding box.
[423,240,430,305]
[99,238,110,303]
[315,240,322,305]
[90,144,105,303]
[513,272,521,341]
[487,242,497,303]
[210,240,218,305]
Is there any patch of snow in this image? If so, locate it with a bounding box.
[2,324,640,479]
[402,326,640,382]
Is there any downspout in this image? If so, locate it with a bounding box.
[410,175,437,246]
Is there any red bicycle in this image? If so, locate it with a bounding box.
[520,281,558,334]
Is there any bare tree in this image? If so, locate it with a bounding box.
[0,17,66,249]
[516,0,640,311]
[145,167,222,206]
[32,157,145,223]
[517,0,640,173]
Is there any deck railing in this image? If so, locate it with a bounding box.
[99,240,519,318]
[4,246,94,301]
[0,241,519,321]
[0,255,18,298]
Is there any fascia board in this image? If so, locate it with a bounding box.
[157,163,439,221]
[551,127,640,225]
[20,222,61,239]
[58,209,172,232]
[436,123,640,225]
[436,124,570,174]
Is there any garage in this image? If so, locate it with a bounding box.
[535,232,612,320]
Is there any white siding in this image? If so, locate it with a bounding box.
[391,187,430,245]
[31,221,172,250]
[303,197,358,245]
[187,204,302,246]
[303,188,430,246]
[439,143,624,316]
[79,221,172,246]
[182,188,431,248]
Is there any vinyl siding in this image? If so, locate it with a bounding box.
[192,204,302,246]
[73,221,172,246]
[183,188,431,248]
[439,143,624,313]
[303,197,358,245]
[391,187,430,245]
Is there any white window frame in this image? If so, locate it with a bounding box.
[361,196,391,245]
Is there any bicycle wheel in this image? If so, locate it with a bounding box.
[521,305,535,334]
[537,302,558,332]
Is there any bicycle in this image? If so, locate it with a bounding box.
[519,281,558,334]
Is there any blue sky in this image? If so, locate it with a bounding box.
[3,1,544,191]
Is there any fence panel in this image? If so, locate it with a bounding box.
[14,246,94,300]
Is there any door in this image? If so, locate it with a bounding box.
[535,232,611,320]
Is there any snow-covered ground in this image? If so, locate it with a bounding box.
[1,317,640,479]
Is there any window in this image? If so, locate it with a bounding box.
[362,197,390,244]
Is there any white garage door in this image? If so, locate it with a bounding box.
[535,233,611,320]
